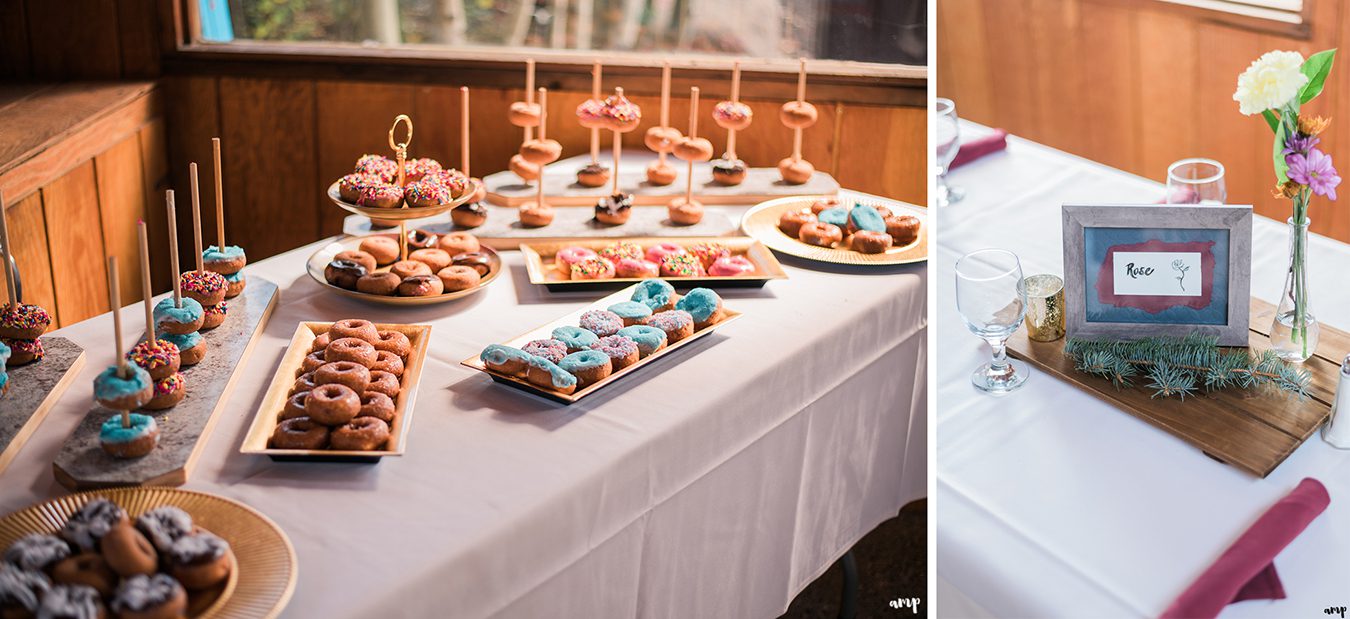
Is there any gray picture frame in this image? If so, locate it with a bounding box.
[1062,204,1252,346]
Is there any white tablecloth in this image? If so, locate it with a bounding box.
[0,190,926,618]
[937,122,1350,618]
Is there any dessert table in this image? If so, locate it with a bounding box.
[0,190,926,618]
[936,122,1350,618]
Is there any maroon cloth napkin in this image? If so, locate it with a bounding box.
[1160,478,1330,619]
[950,129,1008,169]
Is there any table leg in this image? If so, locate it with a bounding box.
[838,550,858,619]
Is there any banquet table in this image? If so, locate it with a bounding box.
[0,189,926,618]
[936,122,1350,618]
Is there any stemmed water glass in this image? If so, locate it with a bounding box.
[935,98,964,207]
[1165,158,1227,204]
[956,248,1029,393]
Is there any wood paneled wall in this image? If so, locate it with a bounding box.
[937,0,1350,243]
[0,0,166,80]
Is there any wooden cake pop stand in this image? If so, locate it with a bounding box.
[483,166,839,207]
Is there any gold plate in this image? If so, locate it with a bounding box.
[306,236,502,306]
[741,195,928,266]
[461,285,741,404]
[518,236,788,291]
[241,321,431,461]
[0,487,295,618]
[326,178,480,221]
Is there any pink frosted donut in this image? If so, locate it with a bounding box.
[644,242,687,264]
[707,255,755,277]
[570,257,615,280]
[522,338,567,364]
[555,246,598,272]
[614,258,659,279]
[579,310,624,337]
[687,242,730,269]
[597,241,644,263]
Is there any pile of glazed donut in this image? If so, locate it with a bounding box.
[778,197,921,254]
[270,319,414,452]
[552,240,756,281]
[337,154,486,214]
[324,230,492,298]
[0,498,234,619]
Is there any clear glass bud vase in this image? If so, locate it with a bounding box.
[1270,216,1319,362]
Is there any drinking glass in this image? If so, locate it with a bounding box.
[956,248,1029,393]
[935,98,964,206]
[1165,158,1226,204]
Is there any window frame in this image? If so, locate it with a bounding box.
[1150,0,1314,38]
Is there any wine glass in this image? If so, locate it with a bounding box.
[935,98,965,207]
[956,248,1029,393]
[1165,158,1226,204]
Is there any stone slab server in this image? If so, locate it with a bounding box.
[0,337,85,476]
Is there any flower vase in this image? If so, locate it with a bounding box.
[1270,216,1319,362]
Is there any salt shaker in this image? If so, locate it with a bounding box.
[1324,353,1350,449]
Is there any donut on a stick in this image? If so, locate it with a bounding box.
[508,59,541,182]
[204,138,247,298]
[644,62,682,186]
[778,58,817,185]
[94,255,158,459]
[576,61,611,188]
[519,88,556,228]
[182,163,228,327]
[0,189,52,363]
[669,87,711,226]
[452,87,489,229]
[712,61,752,186]
[130,221,185,410]
[595,87,641,226]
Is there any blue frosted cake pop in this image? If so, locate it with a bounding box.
[93,365,152,410]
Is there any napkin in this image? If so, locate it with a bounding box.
[1160,478,1330,619]
[950,129,1008,169]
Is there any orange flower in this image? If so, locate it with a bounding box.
[1298,114,1331,136]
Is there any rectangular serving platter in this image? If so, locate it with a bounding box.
[519,236,788,291]
[241,321,431,463]
[460,285,742,404]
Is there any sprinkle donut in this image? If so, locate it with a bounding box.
[579,310,624,337]
[522,339,567,364]
[588,335,639,371]
[0,303,51,339]
[570,257,615,281]
[180,270,227,307]
[354,154,398,181]
[643,242,686,264]
[126,339,180,381]
[659,253,704,278]
[597,241,644,263]
[687,242,730,269]
[555,246,597,272]
[143,372,186,410]
[4,337,43,366]
[647,310,695,343]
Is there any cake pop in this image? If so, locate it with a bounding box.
[594,87,641,226]
[576,61,611,188]
[712,61,752,186]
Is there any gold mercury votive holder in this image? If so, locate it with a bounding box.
[1021,274,1065,342]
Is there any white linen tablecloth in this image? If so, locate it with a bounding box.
[937,122,1350,618]
[0,190,926,618]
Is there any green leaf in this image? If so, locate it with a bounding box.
[1299,49,1337,104]
[1262,109,1280,133]
[1274,121,1289,184]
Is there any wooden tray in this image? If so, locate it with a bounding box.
[742,195,928,266]
[0,337,85,476]
[519,236,789,291]
[52,277,279,491]
[1007,297,1337,478]
[305,235,502,306]
[326,178,480,221]
[240,321,431,463]
[0,487,296,618]
[461,285,742,404]
[484,166,840,207]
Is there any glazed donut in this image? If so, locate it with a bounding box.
[525,356,578,395]
[325,337,377,367]
[269,417,329,449]
[371,350,404,376]
[555,246,597,272]
[630,279,676,312]
[778,157,815,184]
[643,126,682,153]
[335,250,379,274]
[372,330,412,357]
[451,252,493,277]
[330,319,378,342]
[522,338,567,364]
[588,335,639,371]
[112,573,187,619]
[520,138,563,165]
[570,257,615,281]
[480,344,532,376]
[180,270,227,307]
[647,309,695,343]
[127,339,180,381]
[402,158,443,182]
[594,194,633,225]
[659,253,704,278]
[354,154,398,181]
[672,137,714,162]
[406,229,438,251]
[452,202,489,229]
[367,371,401,398]
[61,499,127,553]
[339,173,381,202]
[675,287,724,329]
[778,210,816,238]
[436,265,481,292]
[851,230,894,254]
[616,325,667,358]
[290,372,317,396]
[356,272,401,296]
[203,244,247,275]
[713,101,753,131]
[509,154,541,181]
[359,236,400,265]
[152,297,203,335]
[438,231,480,256]
[409,248,451,272]
[404,179,452,207]
[558,350,613,386]
[355,183,404,208]
[142,373,186,410]
[519,202,554,227]
[357,392,396,424]
[508,101,542,127]
[550,326,598,352]
[309,332,332,354]
[576,162,610,188]
[280,392,309,421]
[397,274,444,297]
[847,204,888,235]
[579,309,624,337]
[708,255,755,277]
[52,554,117,596]
[390,260,432,280]
[93,365,153,411]
[331,417,391,451]
[886,215,921,246]
[598,91,642,132]
[811,196,842,215]
[576,98,607,129]
[168,532,233,590]
[645,161,678,186]
[3,533,70,572]
[779,100,819,128]
[324,259,367,290]
[614,258,659,279]
[99,524,157,578]
[711,157,748,186]
[798,222,843,247]
[304,384,360,426]
[668,198,705,226]
[315,361,371,394]
[688,242,729,269]
[198,302,227,330]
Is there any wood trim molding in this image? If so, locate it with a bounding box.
[1130,0,1315,38]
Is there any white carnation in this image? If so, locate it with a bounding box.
[1234,50,1308,115]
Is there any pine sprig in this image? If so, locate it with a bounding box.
[1064,334,1311,400]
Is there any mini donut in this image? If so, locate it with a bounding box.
[438,231,480,255]
[325,337,377,367]
[708,255,755,277]
[522,338,567,364]
[642,243,683,264]
[279,392,309,421]
[616,325,667,358]
[614,258,659,279]
[576,163,610,188]
[0,564,49,617]
[331,417,391,451]
[0,303,51,339]
[558,350,613,386]
[672,136,714,162]
[304,384,360,426]
[134,507,193,554]
[309,332,332,353]
[452,202,489,229]
[631,279,676,312]
[112,573,187,619]
[874,206,894,219]
[847,204,887,235]
[570,257,615,281]
[180,270,227,306]
[126,339,180,381]
[509,154,541,181]
[3,533,70,572]
[152,297,203,335]
[390,260,432,280]
[451,252,493,277]
[324,259,366,290]
[354,154,398,181]
[315,361,371,394]
[93,365,153,411]
[594,193,633,225]
[647,309,695,343]
[436,265,481,292]
[202,244,247,275]
[818,206,849,231]
[668,198,705,226]
[402,157,443,182]
[142,372,186,410]
[597,241,643,263]
[3,337,43,366]
[167,532,233,590]
[675,287,724,328]
[659,253,704,278]
[290,372,317,396]
[643,126,683,153]
[645,160,678,186]
[525,356,578,395]
[358,392,396,424]
[711,157,748,186]
[480,344,532,376]
[372,351,404,376]
[519,202,555,227]
[851,230,894,254]
[508,101,542,127]
[886,215,921,246]
[270,417,329,449]
[333,250,376,273]
[99,524,157,577]
[799,222,843,247]
[61,499,127,553]
[356,272,401,296]
[198,302,227,330]
[398,274,444,297]
[588,335,639,371]
[579,309,624,337]
[35,584,104,618]
[466,178,487,203]
[163,332,204,366]
[811,196,842,214]
[555,246,598,272]
[778,157,815,184]
[407,229,439,251]
[598,91,642,132]
[688,242,729,269]
[355,183,404,208]
[551,326,599,352]
[778,210,817,238]
[339,172,382,202]
[519,138,562,165]
[780,100,819,128]
[427,168,469,194]
[51,554,117,597]
[606,301,652,326]
[359,236,400,265]
[713,101,754,131]
[330,319,379,342]
[372,330,412,357]
[409,248,452,272]
[367,371,401,398]
[576,98,607,129]
[223,271,246,298]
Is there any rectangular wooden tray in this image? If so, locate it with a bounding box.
[461,285,742,404]
[1007,297,1337,478]
[519,236,789,291]
[240,321,431,463]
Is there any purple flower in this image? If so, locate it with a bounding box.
[1283,132,1321,156]
[1286,147,1341,200]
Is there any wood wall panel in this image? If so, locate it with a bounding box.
[41,162,110,325]
[836,104,926,202]
[95,134,149,303]
[0,1,30,80]
[0,193,56,330]
[138,120,171,289]
[163,76,222,270]
[314,82,416,235]
[23,0,122,79]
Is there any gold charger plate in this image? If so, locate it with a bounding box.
[306,236,502,306]
[518,236,788,291]
[241,321,431,462]
[741,195,928,266]
[0,487,295,618]
[461,284,741,404]
[326,178,481,222]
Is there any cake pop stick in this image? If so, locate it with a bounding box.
[181,165,227,309]
[519,88,556,228]
[108,256,130,432]
[167,192,181,308]
[684,89,698,205]
[644,63,681,186]
[728,63,741,158]
[139,223,154,344]
[213,139,225,251]
[778,58,818,185]
[712,62,752,186]
[96,255,156,451]
[0,191,53,345]
[525,59,536,142]
[590,61,602,164]
[536,88,549,210]
[0,190,16,305]
[667,87,711,225]
[462,87,472,179]
[190,164,204,273]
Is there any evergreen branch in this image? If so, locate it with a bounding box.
[1064,335,1311,400]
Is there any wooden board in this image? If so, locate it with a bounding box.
[484,166,840,207]
[1007,297,1337,478]
[0,337,84,476]
[341,208,739,250]
[52,276,279,490]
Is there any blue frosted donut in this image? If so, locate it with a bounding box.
[153,297,203,328]
[223,271,244,283]
[674,287,723,324]
[480,344,531,366]
[93,366,152,402]
[526,355,578,389]
[818,206,849,229]
[631,279,675,311]
[161,331,203,352]
[551,326,599,351]
[203,245,246,262]
[99,413,158,444]
[848,204,886,233]
[0,372,8,392]
[559,350,610,373]
[607,301,652,322]
[0,339,10,366]
[616,325,667,356]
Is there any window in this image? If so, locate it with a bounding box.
[1154,0,1307,30]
